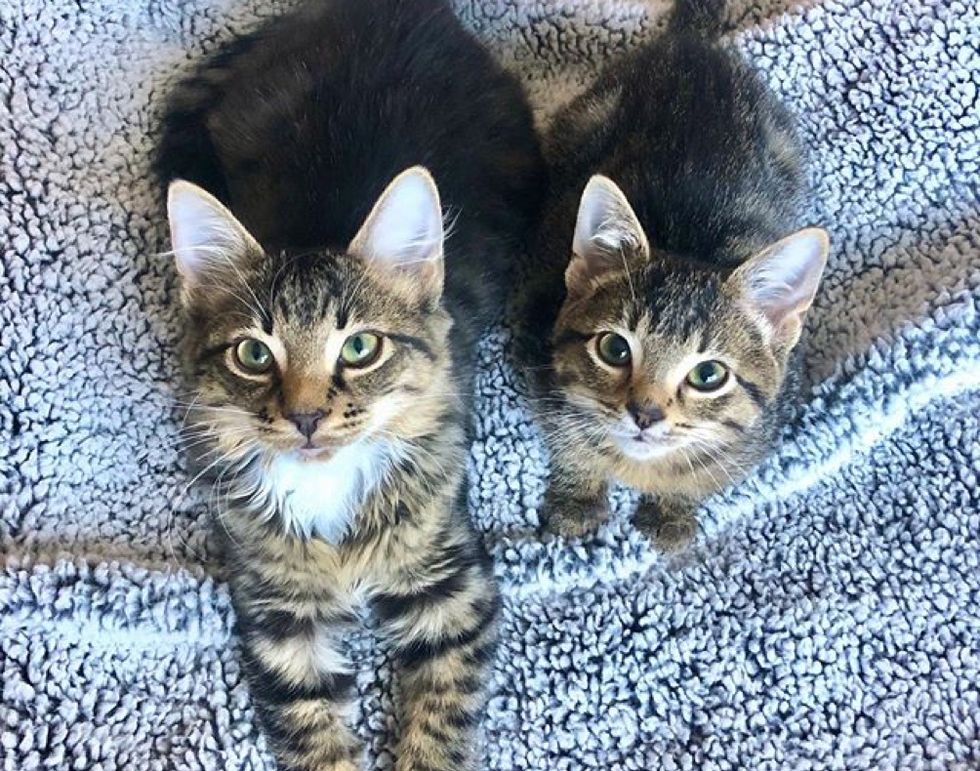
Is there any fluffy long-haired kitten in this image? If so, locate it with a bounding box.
[157,1,544,769]
[516,0,829,551]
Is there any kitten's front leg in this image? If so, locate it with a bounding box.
[633,496,699,553]
[237,603,360,771]
[540,455,609,538]
[375,534,500,771]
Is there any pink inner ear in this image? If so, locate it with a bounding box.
[348,167,443,271]
[346,167,445,304]
[737,228,829,329]
[567,175,649,299]
[168,181,261,287]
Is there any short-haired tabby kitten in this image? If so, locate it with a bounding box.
[516,0,829,551]
[158,1,544,769]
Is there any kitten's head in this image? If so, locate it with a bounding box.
[551,175,828,467]
[167,167,453,472]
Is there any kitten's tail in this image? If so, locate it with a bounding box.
[669,0,726,39]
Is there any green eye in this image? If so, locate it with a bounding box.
[596,332,632,367]
[686,360,729,392]
[234,338,273,373]
[340,332,382,367]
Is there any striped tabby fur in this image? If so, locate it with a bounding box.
[224,422,499,771]
[515,0,829,551]
[166,170,502,771]
[157,1,544,768]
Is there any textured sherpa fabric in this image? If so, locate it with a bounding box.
[2,0,979,769]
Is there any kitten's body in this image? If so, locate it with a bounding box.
[516,0,827,549]
[159,2,544,769]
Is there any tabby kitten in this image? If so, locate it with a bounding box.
[158,1,544,769]
[516,0,829,551]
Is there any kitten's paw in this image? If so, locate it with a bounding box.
[634,502,697,553]
[540,497,608,540]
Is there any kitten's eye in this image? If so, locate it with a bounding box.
[234,338,273,374]
[340,332,382,368]
[596,332,632,367]
[686,360,729,392]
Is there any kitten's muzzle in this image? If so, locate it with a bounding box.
[613,402,677,460]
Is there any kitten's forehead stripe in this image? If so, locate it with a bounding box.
[336,304,349,330]
[697,328,709,354]
[626,302,642,330]
[267,250,347,328]
[261,315,273,334]
[277,293,290,323]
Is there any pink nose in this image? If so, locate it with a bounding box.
[627,401,665,430]
[287,411,324,439]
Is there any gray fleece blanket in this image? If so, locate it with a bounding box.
[2,0,979,768]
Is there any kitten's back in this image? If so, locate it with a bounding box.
[158,0,544,327]
[547,1,804,266]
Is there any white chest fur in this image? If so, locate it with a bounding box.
[255,439,403,542]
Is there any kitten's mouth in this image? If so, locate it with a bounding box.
[281,442,337,462]
[612,430,680,461]
[279,432,364,462]
[296,446,332,460]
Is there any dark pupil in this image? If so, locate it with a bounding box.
[698,363,719,383]
[607,336,628,360]
[248,342,266,362]
[351,336,366,356]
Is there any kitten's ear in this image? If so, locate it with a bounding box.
[728,227,830,348]
[167,180,262,297]
[567,175,649,298]
[348,166,444,303]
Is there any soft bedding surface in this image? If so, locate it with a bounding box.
[1,0,979,769]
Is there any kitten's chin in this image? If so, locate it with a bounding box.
[293,446,335,462]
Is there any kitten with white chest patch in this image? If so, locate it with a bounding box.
[255,435,404,543]
[158,1,544,769]
[515,0,829,551]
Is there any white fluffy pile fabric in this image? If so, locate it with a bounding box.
[2,0,979,768]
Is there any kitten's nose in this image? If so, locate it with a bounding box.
[288,411,324,439]
[627,401,665,430]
